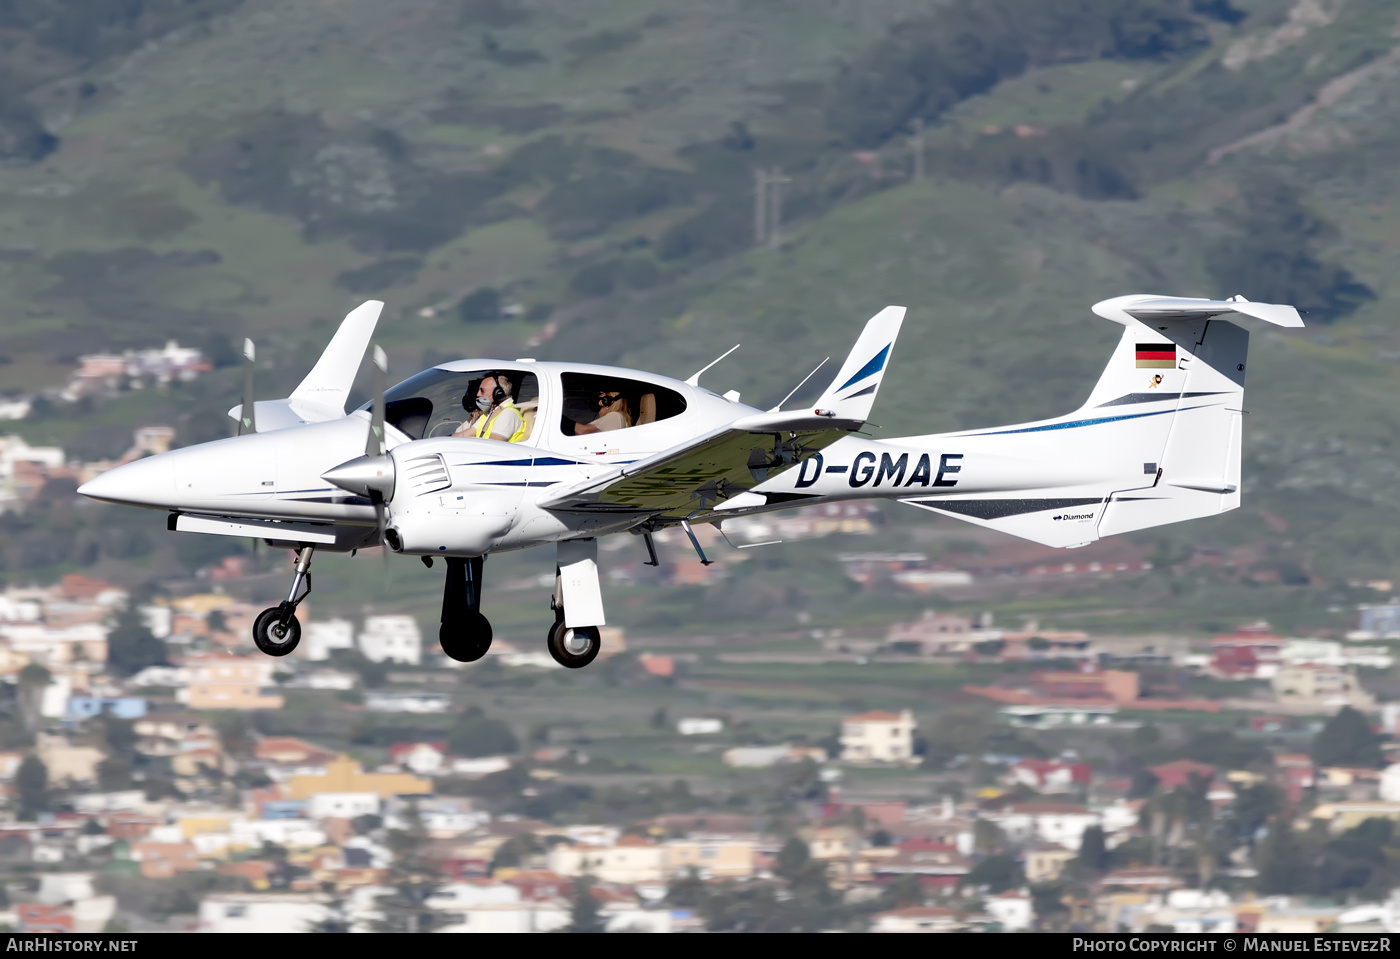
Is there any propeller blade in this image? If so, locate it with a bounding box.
[376,499,389,575]
[239,338,256,435]
[367,344,386,458]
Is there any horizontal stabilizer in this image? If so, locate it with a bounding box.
[808,306,905,424]
[1093,294,1303,328]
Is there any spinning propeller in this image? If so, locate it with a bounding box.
[321,344,396,563]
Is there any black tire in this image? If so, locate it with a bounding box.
[440,611,493,663]
[547,621,601,669]
[252,606,301,657]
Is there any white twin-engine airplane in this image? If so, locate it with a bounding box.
[78,294,1302,667]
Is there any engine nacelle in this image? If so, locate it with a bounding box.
[386,484,524,554]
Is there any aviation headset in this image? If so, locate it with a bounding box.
[465,373,513,410]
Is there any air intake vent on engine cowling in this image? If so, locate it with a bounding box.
[404,453,450,495]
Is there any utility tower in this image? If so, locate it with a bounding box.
[754,166,790,250]
[911,117,925,182]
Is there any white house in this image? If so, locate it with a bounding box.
[983,802,1101,850]
[677,718,724,736]
[365,691,449,713]
[229,819,327,849]
[839,709,916,763]
[307,793,381,820]
[305,619,356,662]
[985,890,1033,931]
[198,894,332,933]
[548,840,669,884]
[358,615,422,665]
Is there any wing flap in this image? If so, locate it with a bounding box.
[536,416,844,518]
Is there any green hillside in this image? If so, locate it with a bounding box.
[3,0,1400,626]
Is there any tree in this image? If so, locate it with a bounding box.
[962,853,1022,894]
[1077,825,1108,872]
[106,606,166,677]
[774,837,810,880]
[15,754,47,820]
[15,664,49,731]
[458,287,501,323]
[563,877,605,933]
[372,800,441,933]
[1312,706,1382,768]
[447,708,519,757]
[1255,822,1310,895]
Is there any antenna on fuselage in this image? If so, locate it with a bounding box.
[685,344,740,387]
[768,356,829,413]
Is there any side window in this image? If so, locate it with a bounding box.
[559,373,685,436]
[373,369,539,441]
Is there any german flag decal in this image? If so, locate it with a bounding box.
[1135,343,1176,368]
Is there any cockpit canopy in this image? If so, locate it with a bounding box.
[370,366,688,445]
[375,368,541,441]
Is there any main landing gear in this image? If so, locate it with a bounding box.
[546,538,605,669]
[252,546,313,657]
[439,556,492,662]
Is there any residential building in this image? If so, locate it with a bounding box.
[182,653,284,710]
[984,802,1101,850]
[985,890,1033,931]
[304,618,356,661]
[388,741,447,775]
[870,906,964,932]
[886,610,973,656]
[1149,760,1216,791]
[358,614,422,665]
[1026,845,1078,883]
[840,709,916,763]
[197,894,333,934]
[284,755,431,801]
[1010,759,1092,794]
[365,691,449,713]
[1271,664,1376,711]
[547,836,667,884]
[35,734,104,786]
[722,745,826,768]
[130,841,200,879]
[307,794,381,820]
[677,718,723,736]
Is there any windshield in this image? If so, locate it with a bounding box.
[361,368,540,441]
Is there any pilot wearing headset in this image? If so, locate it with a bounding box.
[455,373,527,442]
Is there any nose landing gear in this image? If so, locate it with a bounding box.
[252,546,313,657]
[440,556,492,662]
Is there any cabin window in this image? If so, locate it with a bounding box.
[368,368,540,441]
[559,373,685,436]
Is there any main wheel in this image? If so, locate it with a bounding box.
[546,620,601,669]
[252,606,301,657]
[440,611,492,663]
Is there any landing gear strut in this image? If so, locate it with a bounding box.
[252,546,313,657]
[440,556,492,662]
[546,538,604,668]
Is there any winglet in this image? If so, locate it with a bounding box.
[289,300,385,414]
[808,306,906,424]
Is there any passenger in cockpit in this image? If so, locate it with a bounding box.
[574,389,632,434]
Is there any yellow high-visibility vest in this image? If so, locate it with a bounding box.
[473,402,528,443]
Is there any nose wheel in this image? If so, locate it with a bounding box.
[253,606,302,656]
[441,611,492,663]
[546,611,601,668]
[252,546,313,657]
